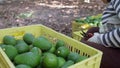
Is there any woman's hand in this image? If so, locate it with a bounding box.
[81,27,99,41]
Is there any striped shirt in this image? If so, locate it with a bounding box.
[102,0,120,24]
[99,0,120,48]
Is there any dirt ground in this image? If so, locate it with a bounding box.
[0,0,105,36]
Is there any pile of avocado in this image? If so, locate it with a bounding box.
[0,33,88,68]
[75,14,102,27]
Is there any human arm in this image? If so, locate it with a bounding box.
[111,0,120,19]
[88,28,120,48]
[81,27,99,40]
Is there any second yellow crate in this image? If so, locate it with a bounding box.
[72,14,102,34]
[72,30,88,41]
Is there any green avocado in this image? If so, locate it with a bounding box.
[0,44,7,48]
[67,52,81,63]
[3,35,16,46]
[42,53,58,68]
[57,57,66,68]
[3,45,18,60]
[56,40,65,49]
[33,37,52,51]
[76,56,88,63]
[15,41,29,54]
[14,52,41,67]
[61,60,74,68]
[16,64,32,68]
[56,46,70,58]
[30,47,42,56]
[23,33,35,45]
[47,45,56,53]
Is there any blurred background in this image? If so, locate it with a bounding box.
[0,0,106,36]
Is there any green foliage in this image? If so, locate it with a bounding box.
[75,14,102,27]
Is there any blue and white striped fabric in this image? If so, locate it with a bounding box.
[102,0,120,24]
[100,0,120,47]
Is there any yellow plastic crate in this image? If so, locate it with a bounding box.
[0,24,102,68]
[72,21,87,32]
[72,30,88,41]
[72,21,91,37]
[72,14,102,34]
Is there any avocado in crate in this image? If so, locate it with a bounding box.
[0,25,102,68]
[1,34,88,68]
